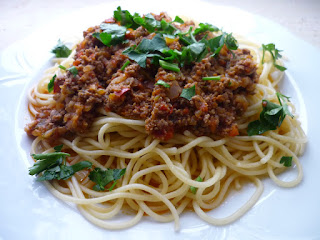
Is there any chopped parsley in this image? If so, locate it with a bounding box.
[193,23,219,35]
[155,80,170,88]
[133,13,161,33]
[48,74,56,93]
[117,7,238,70]
[171,16,184,24]
[280,156,293,167]
[59,65,78,77]
[190,176,203,194]
[93,23,127,46]
[58,65,67,70]
[68,66,78,76]
[113,6,140,29]
[159,60,180,72]
[202,76,221,81]
[262,43,286,71]
[247,92,293,136]
[51,39,72,58]
[89,167,126,191]
[29,145,92,181]
[180,42,207,66]
[123,34,167,68]
[121,60,131,71]
[207,32,238,57]
[180,85,196,101]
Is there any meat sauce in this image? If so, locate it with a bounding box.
[25,13,259,141]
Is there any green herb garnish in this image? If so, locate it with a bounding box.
[262,43,286,71]
[59,65,67,70]
[93,23,127,46]
[193,23,219,35]
[121,60,131,71]
[171,16,184,24]
[89,167,126,191]
[247,92,293,136]
[51,39,72,58]
[159,60,180,72]
[208,32,238,57]
[113,6,140,29]
[123,34,167,68]
[118,7,238,70]
[202,76,221,81]
[190,176,203,194]
[48,74,56,93]
[68,66,78,76]
[280,156,293,167]
[54,145,63,152]
[155,80,170,88]
[180,42,207,66]
[59,65,78,76]
[29,145,92,181]
[180,85,196,101]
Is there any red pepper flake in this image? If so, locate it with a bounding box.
[182,108,189,115]
[114,87,130,97]
[262,100,268,108]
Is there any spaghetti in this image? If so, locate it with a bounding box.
[26,11,307,231]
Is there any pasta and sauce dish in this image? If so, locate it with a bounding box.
[25,7,307,230]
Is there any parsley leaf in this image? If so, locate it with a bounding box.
[89,167,126,191]
[68,66,78,76]
[51,39,72,58]
[115,8,238,70]
[202,76,221,81]
[277,92,293,119]
[262,43,287,71]
[180,85,196,100]
[180,42,207,66]
[123,48,148,68]
[123,34,168,68]
[190,176,203,194]
[93,32,111,45]
[155,80,170,88]
[193,23,219,35]
[177,27,197,45]
[93,24,127,46]
[38,161,92,181]
[29,145,92,181]
[171,16,184,24]
[54,144,63,152]
[159,60,180,72]
[247,93,293,136]
[121,60,131,71]
[113,7,180,35]
[29,152,68,175]
[59,65,67,71]
[133,13,161,33]
[48,74,56,93]
[136,34,167,52]
[59,65,78,77]
[113,6,140,29]
[280,156,293,167]
[208,32,238,57]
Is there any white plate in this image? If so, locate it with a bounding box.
[1,1,320,239]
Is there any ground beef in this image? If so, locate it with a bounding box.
[25,13,259,141]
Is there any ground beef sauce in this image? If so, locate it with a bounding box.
[25,13,259,141]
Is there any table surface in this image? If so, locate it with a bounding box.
[0,0,319,51]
